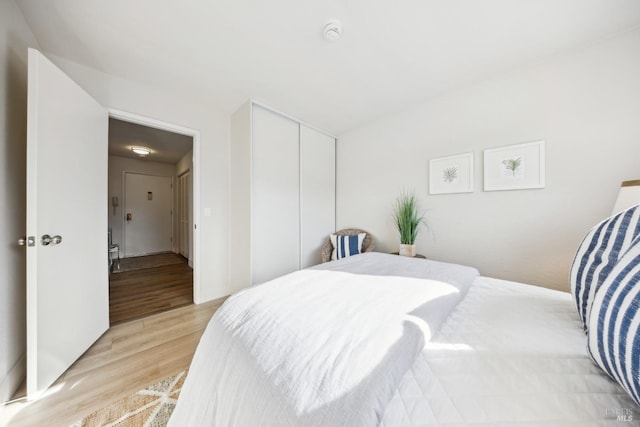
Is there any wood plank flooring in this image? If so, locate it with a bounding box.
[109,256,194,325]
[1,297,226,427]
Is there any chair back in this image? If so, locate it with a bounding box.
[321,228,375,262]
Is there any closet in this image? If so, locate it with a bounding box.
[230,101,336,287]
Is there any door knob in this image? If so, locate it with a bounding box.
[41,234,62,246]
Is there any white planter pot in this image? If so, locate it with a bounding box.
[399,244,416,257]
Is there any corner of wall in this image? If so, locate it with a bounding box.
[0,353,25,403]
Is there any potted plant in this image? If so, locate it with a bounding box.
[392,191,426,257]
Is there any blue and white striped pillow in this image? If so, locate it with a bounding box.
[587,236,640,406]
[330,233,366,260]
[570,204,640,332]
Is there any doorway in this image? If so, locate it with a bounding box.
[24,49,204,398]
[107,116,195,325]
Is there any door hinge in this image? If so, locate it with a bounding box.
[18,236,36,247]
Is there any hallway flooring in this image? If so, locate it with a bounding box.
[109,253,193,325]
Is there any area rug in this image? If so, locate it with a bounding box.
[71,371,186,427]
[112,253,185,273]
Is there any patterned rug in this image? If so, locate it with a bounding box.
[71,371,186,427]
[112,253,185,273]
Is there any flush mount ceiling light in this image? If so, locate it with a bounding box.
[323,20,343,42]
[131,147,150,157]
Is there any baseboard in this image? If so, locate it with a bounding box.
[0,354,25,403]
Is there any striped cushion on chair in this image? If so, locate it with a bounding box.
[330,233,366,260]
[587,236,640,406]
[570,205,640,332]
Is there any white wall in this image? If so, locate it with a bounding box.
[108,155,177,254]
[176,150,193,177]
[337,29,640,291]
[0,0,39,402]
[49,56,230,303]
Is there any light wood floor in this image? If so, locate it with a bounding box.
[109,256,194,325]
[1,297,226,427]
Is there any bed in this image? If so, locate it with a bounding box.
[169,233,639,426]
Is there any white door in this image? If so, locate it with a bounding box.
[26,49,109,397]
[300,125,336,268]
[178,171,190,258]
[251,105,300,285]
[124,173,173,257]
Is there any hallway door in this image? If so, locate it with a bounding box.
[124,173,173,257]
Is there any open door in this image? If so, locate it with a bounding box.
[25,49,109,397]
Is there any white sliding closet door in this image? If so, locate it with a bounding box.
[300,125,336,268]
[251,105,300,285]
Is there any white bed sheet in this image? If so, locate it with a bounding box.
[381,277,639,427]
[169,253,479,427]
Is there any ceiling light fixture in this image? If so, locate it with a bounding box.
[323,20,343,42]
[131,147,150,157]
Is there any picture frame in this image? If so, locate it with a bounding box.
[483,140,545,191]
[428,152,474,194]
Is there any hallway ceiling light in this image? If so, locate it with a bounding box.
[131,147,150,157]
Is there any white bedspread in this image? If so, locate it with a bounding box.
[169,254,479,427]
[381,277,639,426]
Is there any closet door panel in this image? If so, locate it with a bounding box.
[300,125,336,268]
[229,102,252,289]
[251,105,300,285]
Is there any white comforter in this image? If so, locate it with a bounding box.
[381,277,639,426]
[169,253,479,427]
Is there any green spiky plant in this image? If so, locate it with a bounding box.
[392,191,426,245]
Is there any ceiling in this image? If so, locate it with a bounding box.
[16,0,640,135]
[108,118,193,163]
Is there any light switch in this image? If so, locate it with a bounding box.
[204,207,211,217]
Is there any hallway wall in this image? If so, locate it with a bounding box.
[108,155,176,254]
